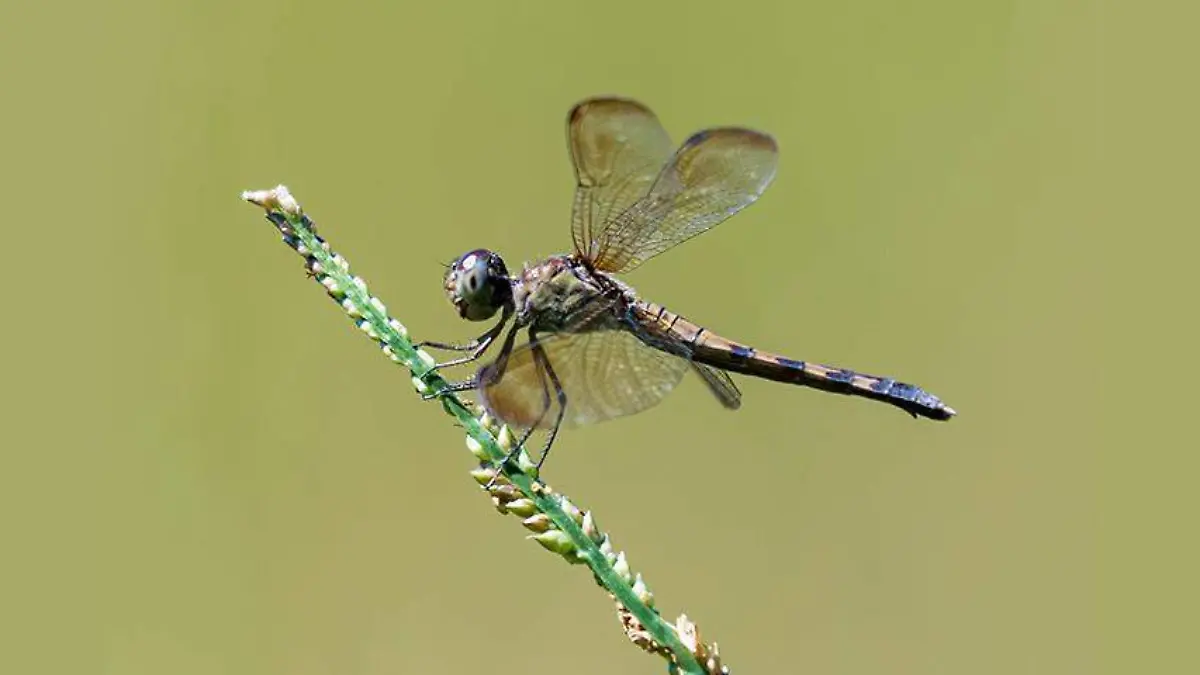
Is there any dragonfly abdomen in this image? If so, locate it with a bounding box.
[632,302,956,421]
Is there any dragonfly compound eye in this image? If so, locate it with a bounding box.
[445,249,512,321]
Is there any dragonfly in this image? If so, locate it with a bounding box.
[421,96,955,467]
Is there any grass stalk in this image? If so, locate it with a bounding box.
[241,186,728,675]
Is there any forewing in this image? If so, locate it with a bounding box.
[479,329,690,430]
[568,98,674,262]
[591,128,778,273]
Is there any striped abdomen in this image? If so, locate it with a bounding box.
[631,302,956,421]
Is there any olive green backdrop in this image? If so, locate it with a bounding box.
[2,1,1192,673]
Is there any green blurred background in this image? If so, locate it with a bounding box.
[1,0,1192,673]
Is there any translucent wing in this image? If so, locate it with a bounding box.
[479,329,690,430]
[568,98,674,262]
[591,128,778,273]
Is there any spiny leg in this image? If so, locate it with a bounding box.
[422,319,519,399]
[503,330,555,474]
[419,375,478,401]
[416,308,511,378]
[531,339,568,472]
[482,329,564,489]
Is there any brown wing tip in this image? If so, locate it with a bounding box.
[568,96,655,124]
[749,130,779,152]
[701,127,778,151]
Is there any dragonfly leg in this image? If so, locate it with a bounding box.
[503,337,552,469]
[438,321,523,406]
[486,329,564,486]
[532,339,568,472]
[420,375,478,400]
[416,338,481,351]
[483,383,546,490]
[421,326,521,403]
[416,310,511,378]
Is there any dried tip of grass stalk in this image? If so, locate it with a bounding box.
[617,606,728,675]
[241,185,302,215]
[674,614,728,675]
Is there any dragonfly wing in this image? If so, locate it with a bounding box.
[568,98,674,262]
[479,329,690,430]
[591,127,778,273]
[692,363,742,410]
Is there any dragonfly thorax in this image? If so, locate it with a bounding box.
[513,255,627,332]
[444,248,513,321]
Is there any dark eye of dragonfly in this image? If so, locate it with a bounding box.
[444,248,512,321]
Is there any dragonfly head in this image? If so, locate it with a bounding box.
[444,249,513,321]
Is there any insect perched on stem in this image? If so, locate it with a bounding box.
[421,97,955,468]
